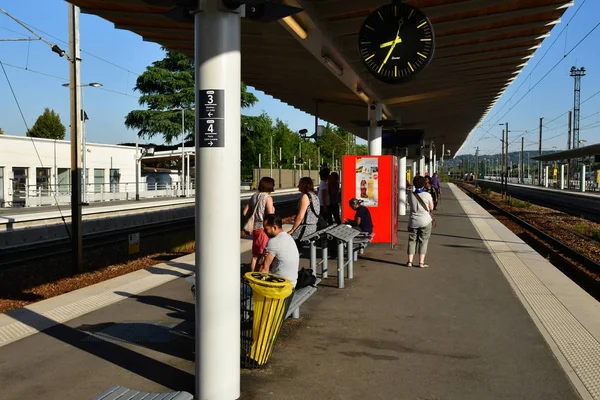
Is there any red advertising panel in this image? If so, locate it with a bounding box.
[341,155,398,247]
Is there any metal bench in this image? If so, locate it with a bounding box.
[299,224,338,278]
[285,278,321,319]
[92,386,193,400]
[352,232,376,261]
[325,225,362,289]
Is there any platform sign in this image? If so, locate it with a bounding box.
[199,89,224,147]
[128,232,140,255]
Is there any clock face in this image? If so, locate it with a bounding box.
[358,3,435,84]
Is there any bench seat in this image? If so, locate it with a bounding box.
[92,386,193,400]
[286,278,321,319]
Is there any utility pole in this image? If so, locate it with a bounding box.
[278,147,282,188]
[475,147,479,179]
[570,66,585,149]
[538,117,543,185]
[505,122,509,193]
[521,136,524,184]
[68,4,83,272]
[501,129,505,197]
[567,110,572,189]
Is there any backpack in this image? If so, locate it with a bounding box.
[308,195,329,230]
[296,268,317,289]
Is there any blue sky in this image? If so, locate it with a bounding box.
[0,0,598,156]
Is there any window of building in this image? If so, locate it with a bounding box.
[94,169,105,193]
[36,168,51,196]
[12,167,28,206]
[57,168,70,195]
[109,169,120,193]
[0,167,4,205]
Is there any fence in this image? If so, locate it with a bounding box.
[3,181,196,208]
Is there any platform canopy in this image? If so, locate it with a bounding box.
[69,0,572,155]
[532,143,600,162]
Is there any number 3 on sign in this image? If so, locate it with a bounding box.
[207,90,214,104]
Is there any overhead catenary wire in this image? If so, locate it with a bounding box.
[0,60,141,98]
[0,60,71,239]
[0,7,69,60]
[466,16,600,153]
[483,0,588,124]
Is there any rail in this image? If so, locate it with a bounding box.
[458,183,600,278]
[0,191,300,269]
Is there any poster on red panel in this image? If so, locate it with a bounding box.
[355,157,379,207]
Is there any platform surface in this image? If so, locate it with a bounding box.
[0,184,598,400]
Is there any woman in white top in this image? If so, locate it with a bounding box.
[407,175,434,268]
[242,177,275,271]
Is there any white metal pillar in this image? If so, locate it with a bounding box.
[581,165,586,192]
[194,2,241,399]
[544,166,549,188]
[433,151,437,174]
[68,4,83,270]
[367,103,382,155]
[399,149,407,216]
[419,156,425,177]
[186,152,191,195]
[412,160,417,179]
[560,164,565,190]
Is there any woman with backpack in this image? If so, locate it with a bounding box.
[242,177,275,271]
[288,177,320,247]
[407,175,435,268]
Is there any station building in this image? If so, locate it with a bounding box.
[0,134,187,207]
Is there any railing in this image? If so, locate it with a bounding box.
[3,182,198,208]
[480,176,599,192]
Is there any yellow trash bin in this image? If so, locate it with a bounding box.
[241,272,293,368]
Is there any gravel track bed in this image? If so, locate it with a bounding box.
[458,183,600,285]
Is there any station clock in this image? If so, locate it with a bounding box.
[358,2,435,84]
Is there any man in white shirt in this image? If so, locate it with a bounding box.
[261,214,300,287]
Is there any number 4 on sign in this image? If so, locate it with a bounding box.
[208,123,214,133]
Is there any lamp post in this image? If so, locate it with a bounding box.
[135,135,154,201]
[63,81,102,203]
[170,107,194,196]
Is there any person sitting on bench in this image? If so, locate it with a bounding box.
[260,214,300,287]
[344,198,373,235]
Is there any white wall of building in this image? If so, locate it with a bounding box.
[0,134,137,206]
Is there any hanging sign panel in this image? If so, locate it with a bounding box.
[199,89,224,147]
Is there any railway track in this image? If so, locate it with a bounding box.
[0,197,299,270]
[457,182,600,299]
[477,180,600,223]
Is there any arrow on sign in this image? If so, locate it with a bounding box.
[208,112,214,117]
[209,141,214,146]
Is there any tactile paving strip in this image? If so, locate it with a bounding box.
[0,271,186,348]
[450,184,600,399]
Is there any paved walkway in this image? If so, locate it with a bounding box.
[0,184,598,400]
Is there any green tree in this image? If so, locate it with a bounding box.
[27,108,66,140]
[241,112,274,177]
[0,127,5,135]
[125,48,258,143]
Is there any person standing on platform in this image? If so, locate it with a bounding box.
[318,167,331,224]
[328,172,341,224]
[424,176,439,211]
[431,172,441,210]
[242,177,275,271]
[288,177,320,246]
[407,175,434,268]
